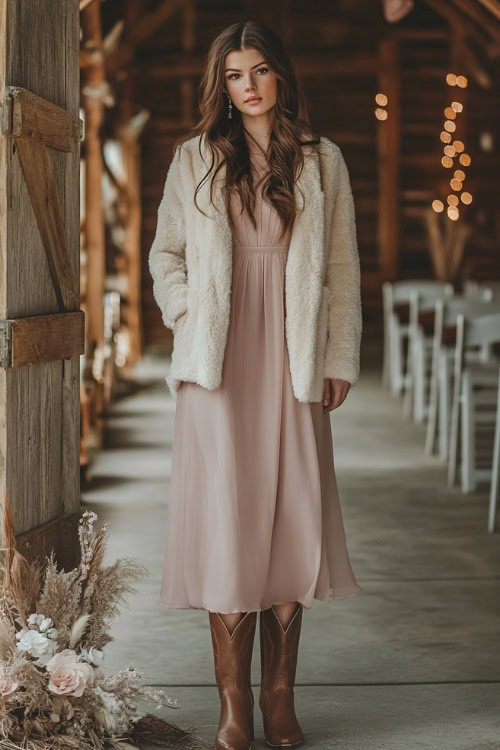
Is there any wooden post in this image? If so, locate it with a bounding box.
[81,3,106,360]
[377,36,401,283]
[0,0,81,568]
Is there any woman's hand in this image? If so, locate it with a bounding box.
[323,378,350,413]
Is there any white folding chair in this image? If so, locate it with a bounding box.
[425,297,500,460]
[488,363,500,533]
[403,284,454,423]
[448,313,500,494]
[382,280,453,398]
[464,280,500,302]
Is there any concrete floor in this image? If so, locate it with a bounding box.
[81,341,500,749]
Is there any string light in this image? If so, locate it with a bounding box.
[432,73,473,220]
[374,93,388,120]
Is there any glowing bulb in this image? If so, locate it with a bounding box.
[447,206,460,220]
[459,153,471,166]
[454,170,465,181]
[447,195,459,207]
[461,192,472,204]
[375,108,388,120]
[440,131,452,143]
[451,101,463,113]
[450,178,462,191]
[456,75,468,88]
[444,107,456,119]
[441,156,454,168]
[432,200,444,212]
[444,145,456,158]
[376,93,388,106]
[446,74,457,86]
[444,120,456,132]
[453,140,465,153]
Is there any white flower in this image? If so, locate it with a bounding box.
[27,613,44,627]
[16,629,52,658]
[81,647,104,666]
[39,617,53,632]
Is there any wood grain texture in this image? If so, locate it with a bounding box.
[0,311,84,367]
[0,0,80,540]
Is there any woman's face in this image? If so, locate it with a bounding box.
[224,47,277,119]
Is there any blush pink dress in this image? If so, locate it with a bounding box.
[158,137,362,614]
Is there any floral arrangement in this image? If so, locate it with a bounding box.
[0,500,209,750]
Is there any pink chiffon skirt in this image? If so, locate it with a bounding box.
[158,242,362,614]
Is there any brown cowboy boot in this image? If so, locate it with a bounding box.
[209,610,257,750]
[259,604,304,747]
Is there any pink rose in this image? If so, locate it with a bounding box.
[45,649,95,697]
[0,666,18,699]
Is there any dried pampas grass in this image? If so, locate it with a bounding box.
[0,493,210,750]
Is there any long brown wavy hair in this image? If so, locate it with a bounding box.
[174,20,321,242]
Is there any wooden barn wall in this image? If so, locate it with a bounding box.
[128,2,499,347]
[0,0,80,536]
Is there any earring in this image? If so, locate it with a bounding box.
[227,95,233,119]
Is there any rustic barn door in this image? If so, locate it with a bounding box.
[0,1,82,568]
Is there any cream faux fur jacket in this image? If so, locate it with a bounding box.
[148,133,362,403]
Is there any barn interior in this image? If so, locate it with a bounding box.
[1,1,500,748]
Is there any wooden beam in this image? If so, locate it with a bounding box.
[17,511,81,571]
[138,52,380,79]
[477,0,500,21]
[15,137,80,311]
[106,0,185,73]
[0,311,84,368]
[2,87,81,151]
[451,0,500,41]
[81,0,106,351]
[377,37,401,283]
[424,0,498,49]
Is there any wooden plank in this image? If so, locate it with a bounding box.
[16,136,79,311]
[476,0,500,21]
[16,511,80,570]
[106,0,185,73]
[0,0,80,539]
[0,311,84,368]
[3,86,80,152]
[62,0,81,519]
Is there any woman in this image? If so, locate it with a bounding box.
[149,20,362,750]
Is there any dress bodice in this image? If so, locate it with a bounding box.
[229,139,293,249]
